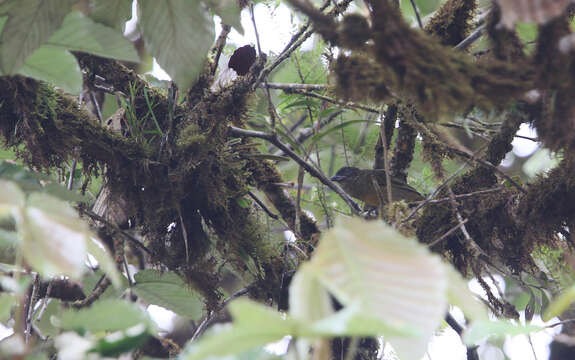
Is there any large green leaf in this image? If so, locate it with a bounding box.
[86,237,122,288]
[18,46,82,94]
[181,297,417,360]
[305,217,449,360]
[288,267,333,323]
[0,293,16,322]
[138,0,214,90]
[90,324,149,356]
[204,0,244,34]
[18,192,89,280]
[132,270,204,319]
[464,319,542,344]
[446,267,489,322]
[305,301,419,338]
[181,299,295,360]
[33,299,62,338]
[0,0,75,74]
[47,11,139,62]
[543,282,575,321]
[89,0,132,31]
[0,179,25,216]
[54,298,153,332]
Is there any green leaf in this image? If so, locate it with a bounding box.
[181,299,294,360]
[308,119,375,146]
[0,293,16,322]
[18,192,89,279]
[204,0,244,34]
[241,154,290,162]
[0,180,25,216]
[86,237,122,288]
[182,324,287,360]
[47,11,139,62]
[446,267,488,322]
[18,46,82,95]
[281,99,320,111]
[463,319,542,344]
[89,0,132,31]
[132,270,204,319]
[0,0,75,74]
[82,269,128,300]
[89,324,149,356]
[235,197,249,209]
[54,299,153,332]
[543,283,575,321]
[289,267,333,323]
[42,183,88,203]
[183,297,417,360]
[33,299,62,338]
[138,0,214,90]
[0,160,45,192]
[304,217,449,360]
[196,348,281,360]
[306,302,418,338]
[0,229,17,248]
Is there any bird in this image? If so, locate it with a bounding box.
[330,166,424,206]
[228,45,256,76]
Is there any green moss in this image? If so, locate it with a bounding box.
[425,0,476,46]
[176,123,206,149]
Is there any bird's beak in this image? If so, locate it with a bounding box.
[330,175,343,182]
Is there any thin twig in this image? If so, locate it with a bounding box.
[251,3,280,130]
[420,187,503,204]
[67,149,78,190]
[378,107,393,207]
[25,274,40,343]
[90,91,103,123]
[427,218,469,247]
[344,337,360,360]
[281,88,379,113]
[446,184,488,259]
[371,175,386,219]
[409,0,424,29]
[34,280,53,323]
[273,110,344,157]
[254,0,352,89]
[447,185,474,242]
[401,162,470,223]
[71,276,111,309]
[211,24,231,75]
[449,147,527,194]
[265,83,327,91]
[455,24,486,51]
[191,286,252,342]
[177,206,190,264]
[228,126,361,213]
[248,191,279,220]
[82,208,152,255]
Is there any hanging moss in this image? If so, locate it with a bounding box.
[425,0,477,46]
[485,5,525,62]
[339,13,372,49]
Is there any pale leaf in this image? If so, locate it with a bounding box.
[0,0,75,74]
[138,0,214,90]
[307,217,449,360]
[19,193,88,279]
[89,0,132,31]
[0,180,25,216]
